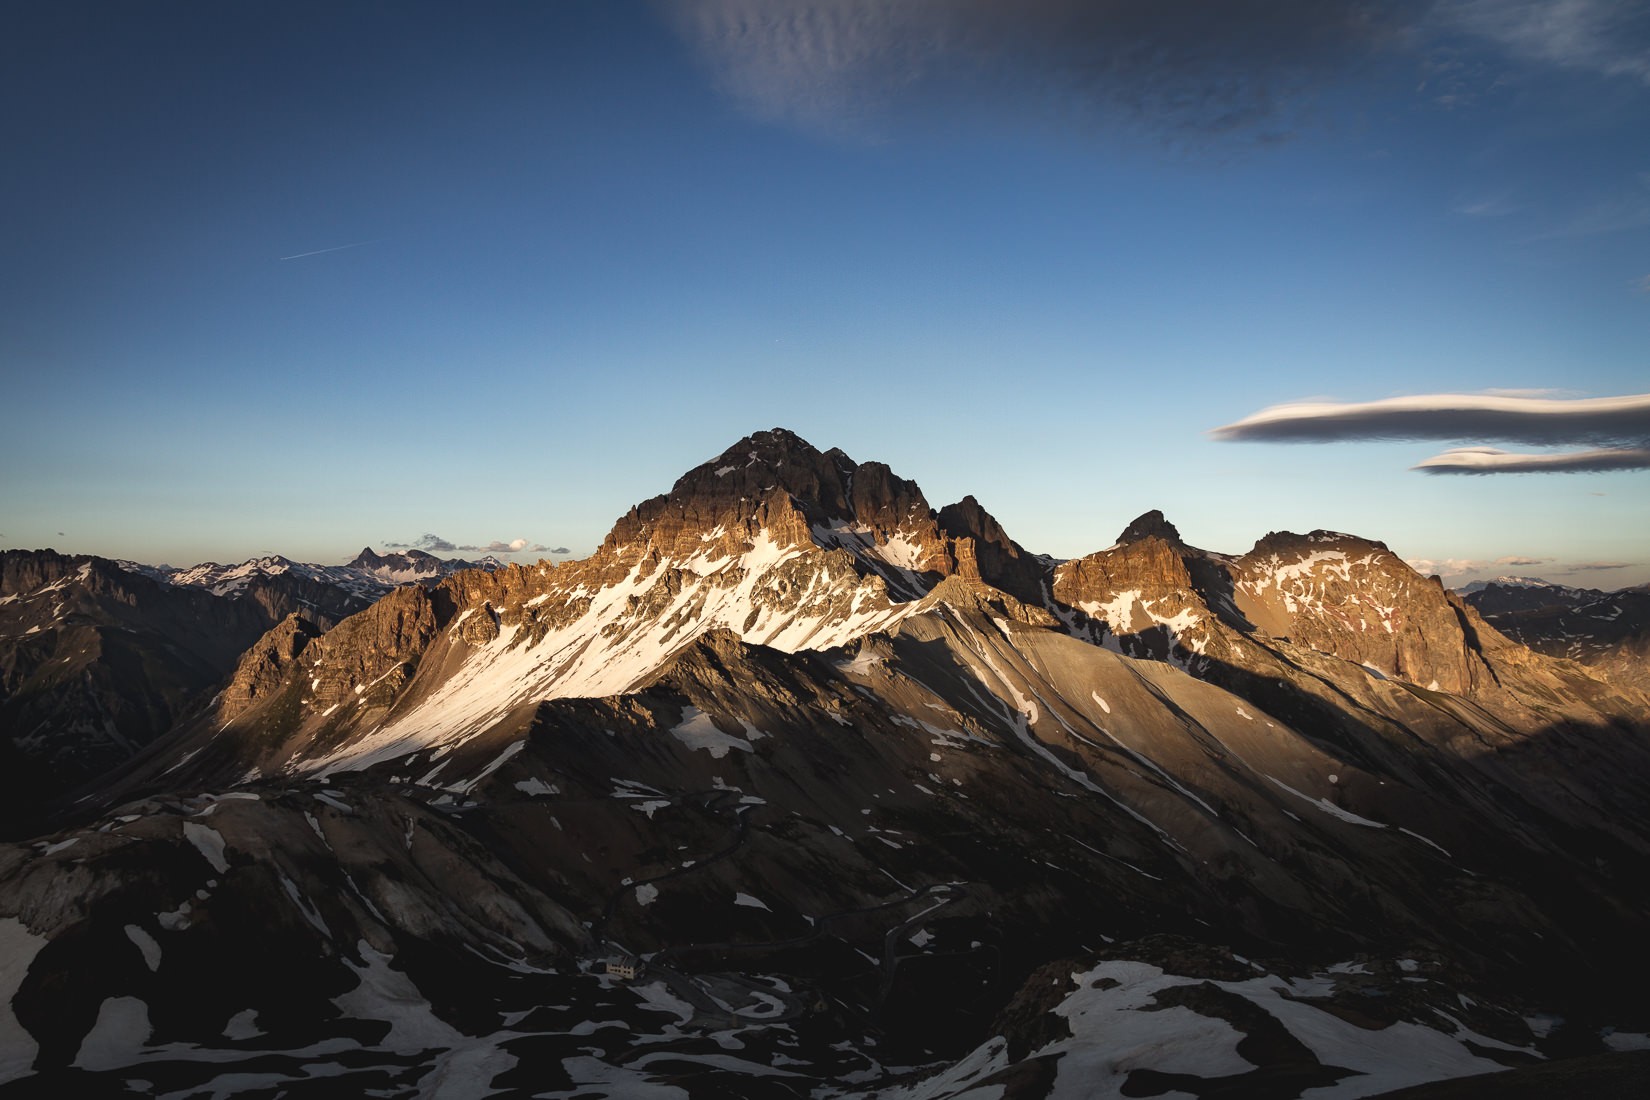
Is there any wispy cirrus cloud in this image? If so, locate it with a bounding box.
[1559,560,1634,572]
[664,0,1417,142]
[1428,0,1650,86]
[1454,194,1520,218]
[668,0,1650,149]
[1532,173,1650,240]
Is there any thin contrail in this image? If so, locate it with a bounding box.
[279,240,376,261]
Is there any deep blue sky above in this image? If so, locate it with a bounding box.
[2,1,1646,586]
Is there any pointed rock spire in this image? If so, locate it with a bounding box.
[1117,510,1183,546]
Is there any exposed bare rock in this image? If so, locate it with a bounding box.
[1049,516,1220,662]
[1231,530,1492,695]
[0,551,290,815]
[219,614,322,714]
[937,494,1046,604]
[1117,508,1184,546]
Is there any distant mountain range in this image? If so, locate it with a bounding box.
[117,546,505,599]
[1460,577,1650,694]
[0,547,506,821]
[2,429,1648,1097]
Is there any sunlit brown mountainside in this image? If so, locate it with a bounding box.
[2,429,1648,1098]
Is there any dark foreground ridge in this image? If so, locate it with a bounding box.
[2,428,1648,1097]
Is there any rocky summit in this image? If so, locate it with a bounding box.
[2,429,1649,1099]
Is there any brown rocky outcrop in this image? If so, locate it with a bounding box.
[216,584,446,727]
[219,614,322,714]
[1232,531,1491,695]
[937,495,1045,604]
[1048,513,1220,659]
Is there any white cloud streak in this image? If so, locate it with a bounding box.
[1212,391,1650,446]
[1414,446,1650,474]
[1214,391,1650,475]
[279,240,375,262]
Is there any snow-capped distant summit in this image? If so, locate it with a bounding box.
[114,548,504,602]
[1455,575,1574,595]
[346,547,503,585]
[1462,577,1648,692]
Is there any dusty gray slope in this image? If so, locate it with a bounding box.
[4,428,1650,1098]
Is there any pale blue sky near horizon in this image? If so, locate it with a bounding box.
[2,2,1646,587]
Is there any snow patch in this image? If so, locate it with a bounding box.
[124,924,161,972]
[72,996,152,1071]
[0,919,48,1085]
[182,821,230,872]
[670,706,754,759]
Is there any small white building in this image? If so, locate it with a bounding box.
[605,956,643,981]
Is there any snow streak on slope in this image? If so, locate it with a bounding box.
[309,531,920,773]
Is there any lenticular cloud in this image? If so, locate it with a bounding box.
[1211,391,1650,474]
[1413,447,1650,475]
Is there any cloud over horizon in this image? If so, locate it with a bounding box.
[1213,391,1650,475]
[1402,555,1633,583]
[383,534,567,556]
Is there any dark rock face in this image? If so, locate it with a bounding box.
[1117,508,1184,546]
[0,551,289,818]
[0,545,405,806]
[937,495,1046,604]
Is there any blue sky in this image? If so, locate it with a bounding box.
[2,1,1646,586]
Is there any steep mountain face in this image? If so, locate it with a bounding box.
[0,552,282,823]
[141,429,1059,783]
[3,429,1649,1098]
[0,545,512,818]
[1231,531,1487,695]
[0,548,434,826]
[1465,581,1650,694]
[1049,511,1216,662]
